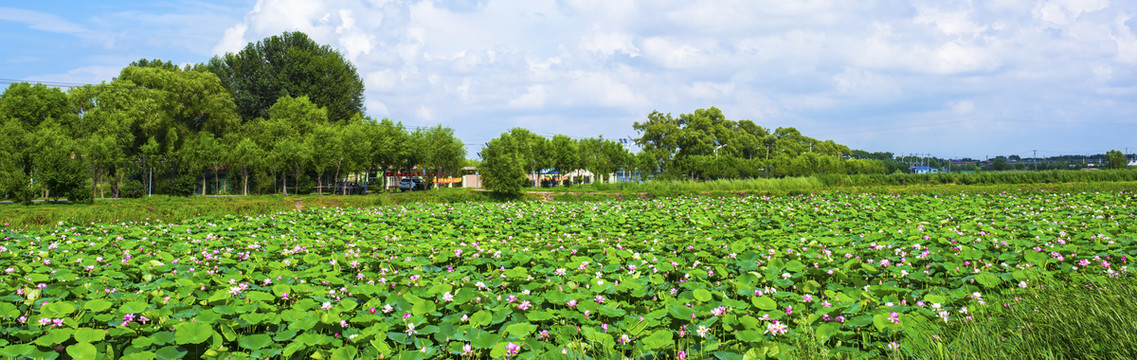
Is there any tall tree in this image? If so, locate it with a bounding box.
[225,134,263,196]
[412,125,466,189]
[265,95,324,194]
[340,118,373,194]
[310,123,343,194]
[0,83,76,203]
[370,118,408,191]
[206,31,365,123]
[548,134,580,186]
[1105,150,1128,169]
[117,65,239,138]
[69,81,154,198]
[508,128,546,187]
[480,132,527,195]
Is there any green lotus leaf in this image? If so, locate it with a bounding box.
[693,288,712,302]
[156,345,188,360]
[66,342,97,360]
[642,329,673,350]
[74,328,105,343]
[174,322,214,344]
[752,296,776,311]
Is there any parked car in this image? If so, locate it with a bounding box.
[398,178,425,191]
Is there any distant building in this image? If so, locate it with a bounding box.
[910,166,939,174]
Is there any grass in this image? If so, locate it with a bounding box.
[899,274,1137,360]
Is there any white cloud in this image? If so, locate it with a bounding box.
[914,5,988,36]
[1034,0,1109,26]
[640,37,712,69]
[184,0,1137,156]
[213,23,249,55]
[0,7,87,34]
[950,100,975,115]
[1115,14,1137,63]
[509,85,548,108]
[578,30,639,58]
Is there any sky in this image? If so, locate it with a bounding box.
[2,0,1136,160]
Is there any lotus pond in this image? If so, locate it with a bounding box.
[1,191,1134,359]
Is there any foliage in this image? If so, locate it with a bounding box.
[412,126,466,189]
[119,180,145,199]
[1105,149,1127,170]
[479,131,528,194]
[634,107,864,180]
[205,31,365,123]
[0,191,1133,359]
[168,175,197,197]
[899,274,1137,360]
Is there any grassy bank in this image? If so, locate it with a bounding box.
[547,169,1137,195]
[0,188,529,231]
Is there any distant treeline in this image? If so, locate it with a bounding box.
[816,169,1137,187]
[573,169,1137,195]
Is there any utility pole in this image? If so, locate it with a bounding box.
[1033,149,1037,171]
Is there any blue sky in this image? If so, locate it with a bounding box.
[3,0,1137,159]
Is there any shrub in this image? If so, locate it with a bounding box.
[168,175,197,197]
[120,180,145,198]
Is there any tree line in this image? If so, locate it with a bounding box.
[479,107,892,194]
[0,32,465,204]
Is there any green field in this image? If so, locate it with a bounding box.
[1,189,1135,359]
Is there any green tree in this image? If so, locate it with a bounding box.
[0,82,76,203]
[599,138,630,183]
[507,128,546,187]
[31,118,89,201]
[0,117,29,202]
[1105,150,1128,170]
[412,125,465,189]
[181,132,223,195]
[309,123,343,194]
[206,31,365,123]
[117,65,240,138]
[480,132,527,195]
[369,118,408,191]
[226,135,263,196]
[548,134,580,186]
[339,119,373,194]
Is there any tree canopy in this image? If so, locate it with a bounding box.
[206,31,365,123]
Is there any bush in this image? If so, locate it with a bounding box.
[67,182,93,204]
[294,177,314,195]
[168,175,196,197]
[120,180,145,198]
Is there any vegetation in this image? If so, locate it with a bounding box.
[634,107,886,180]
[0,189,524,231]
[0,191,1132,359]
[1106,149,1128,170]
[0,33,465,203]
[204,31,365,123]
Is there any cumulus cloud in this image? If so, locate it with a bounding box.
[188,0,1137,156]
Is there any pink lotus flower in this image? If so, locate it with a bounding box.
[505,342,521,355]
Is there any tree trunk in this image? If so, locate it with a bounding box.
[242,166,249,196]
[202,174,207,196]
[334,167,341,195]
[91,164,101,200]
[317,172,323,195]
[282,173,288,195]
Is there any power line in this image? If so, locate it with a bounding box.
[0,78,93,88]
